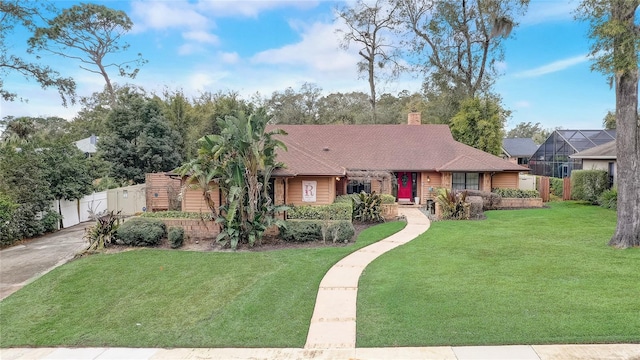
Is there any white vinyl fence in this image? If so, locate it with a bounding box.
[51,191,108,228]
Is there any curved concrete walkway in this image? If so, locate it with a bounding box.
[305,207,431,349]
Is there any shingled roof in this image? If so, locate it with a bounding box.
[502,138,538,157]
[269,124,528,176]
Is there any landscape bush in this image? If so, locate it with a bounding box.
[0,196,18,246]
[463,190,501,210]
[597,188,617,210]
[436,188,470,220]
[549,177,564,197]
[168,227,185,249]
[352,192,384,222]
[571,170,609,204]
[287,202,352,221]
[116,218,166,247]
[140,211,214,221]
[83,211,121,252]
[280,220,355,243]
[492,188,540,199]
[379,194,396,204]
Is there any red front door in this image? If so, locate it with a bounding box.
[397,172,412,200]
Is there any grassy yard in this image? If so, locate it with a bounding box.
[357,202,640,346]
[0,222,406,348]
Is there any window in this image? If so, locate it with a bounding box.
[347,180,371,194]
[452,173,479,191]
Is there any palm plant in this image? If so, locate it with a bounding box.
[180,109,287,249]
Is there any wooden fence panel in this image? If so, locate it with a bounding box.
[563,177,572,201]
[538,176,550,202]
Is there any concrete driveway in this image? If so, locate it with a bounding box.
[0,223,90,301]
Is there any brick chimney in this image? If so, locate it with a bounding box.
[407,112,421,125]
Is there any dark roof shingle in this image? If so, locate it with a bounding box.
[502,138,538,157]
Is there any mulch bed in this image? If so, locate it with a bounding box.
[103,222,378,253]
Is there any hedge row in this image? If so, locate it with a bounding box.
[280,220,355,243]
[335,193,396,204]
[140,211,214,220]
[287,202,352,220]
[571,170,609,204]
[492,188,540,199]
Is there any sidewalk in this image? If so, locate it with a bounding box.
[3,344,640,359]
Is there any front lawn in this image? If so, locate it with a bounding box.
[357,202,640,346]
[0,222,406,348]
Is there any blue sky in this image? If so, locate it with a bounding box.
[0,0,621,130]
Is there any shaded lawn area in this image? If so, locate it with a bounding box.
[0,222,406,348]
[357,202,640,346]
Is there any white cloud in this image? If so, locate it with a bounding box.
[251,21,359,73]
[130,1,210,32]
[196,0,319,18]
[514,54,589,78]
[519,1,576,26]
[514,100,531,108]
[219,52,240,64]
[183,31,219,45]
[178,43,202,56]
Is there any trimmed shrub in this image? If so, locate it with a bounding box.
[492,188,540,199]
[280,220,355,243]
[335,194,357,203]
[464,190,502,210]
[168,227,185,249]
[549,177,564,197]
[571,170,609,204]
[116,218,166,247]
[379,194,396,204]
[141,211,214,221]
[287,202,352,221]
[598,188,617,210]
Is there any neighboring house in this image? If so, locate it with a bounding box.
[501,138,538,167]
[528,129,616,178]
[181,113,529,212]
[570,140,617,187]
[74,134,98,157]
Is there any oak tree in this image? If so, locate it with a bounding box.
[578,0,640,248]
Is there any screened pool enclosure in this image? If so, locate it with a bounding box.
[528,129,616,178]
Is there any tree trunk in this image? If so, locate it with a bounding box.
[609,68,640,247]
[608,2,640,248]
[369,55,377,124]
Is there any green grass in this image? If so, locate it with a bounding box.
[0,221,406,348]
[357,202,640,346]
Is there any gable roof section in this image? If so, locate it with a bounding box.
[74,135,98,154]
[269,124,528,175]
[273,138,345,176]
[570,140,616,159]
[502,138,538,157]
